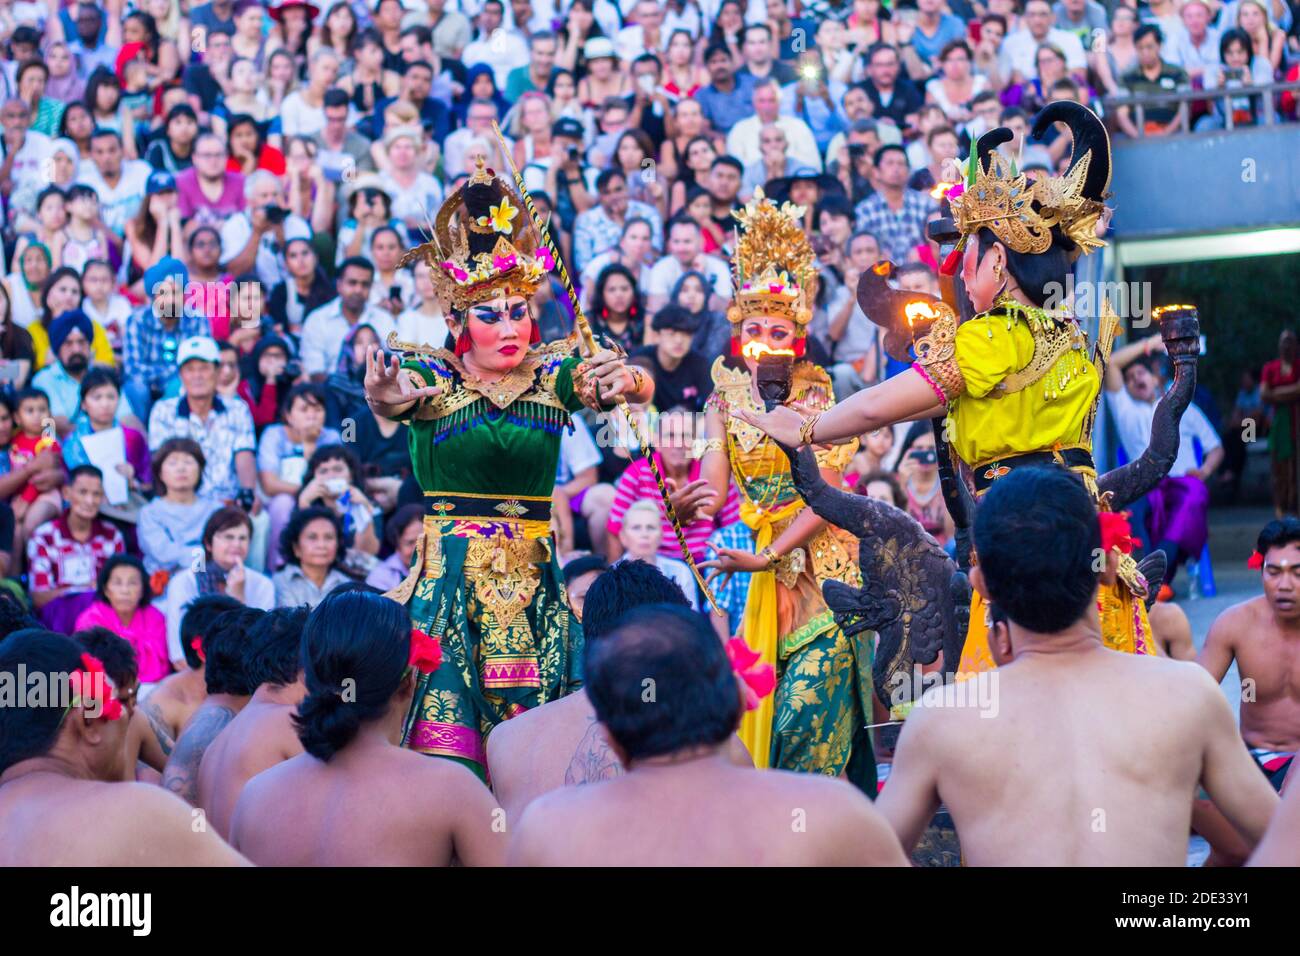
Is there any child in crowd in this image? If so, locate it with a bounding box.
[58,186,115,276]
[9,388,64,537]
[79,259,132,359]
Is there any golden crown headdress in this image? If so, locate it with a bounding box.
[727,187,818,333]
[400,157,554,311]
[942,101,1112,262]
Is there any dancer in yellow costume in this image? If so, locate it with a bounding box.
[697,189,876,793]
[736,102,1159,670]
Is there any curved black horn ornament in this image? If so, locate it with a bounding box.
[1032,100,1112,200]
[855,262,949,364]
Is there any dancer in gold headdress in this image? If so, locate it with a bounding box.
[736,102,1165,668]
[363,158,653,778]
[697,189,875,792]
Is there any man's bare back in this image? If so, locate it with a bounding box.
[197,685,305,839]
[1200,596,1300,752]
[488,692,754,822]
[0,773,246,866]
[161,694,248,806]
[508,751,907,866]
[879,644,1278,865]
[230,739,506,866]
[1149,601,1195,661]
[127,669,207,775]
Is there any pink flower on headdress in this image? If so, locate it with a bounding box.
[441,261,468,282]
[536,246,555,271]
[946,183,965,201]
[493,253,518,272]
[768,283,786,294]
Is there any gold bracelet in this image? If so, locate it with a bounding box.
[799,412,822,446]
[761,546,780,568]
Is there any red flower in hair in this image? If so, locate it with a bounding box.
[1247,551,1264,570]
[408,628,443,675]
[70,653,123,721]
[725,637,775,712]
[191,636,206,663]
[1099,511,1141,554]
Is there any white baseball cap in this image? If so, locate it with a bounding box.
[177,336,220,367]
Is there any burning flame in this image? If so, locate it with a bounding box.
[872,261,892,277]
[741,341,797,361]
[905,300,941,330]
[930,181,958,201]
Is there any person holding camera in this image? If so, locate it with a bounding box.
[219,170,311,290]
[542,116,596,241]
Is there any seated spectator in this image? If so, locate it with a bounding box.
[31,310,128,438]
[237,335,294,431]
[314,89,378,183]
[8,387,65,539]
[272,506,351,608]
[259,384,342,571]
[296,445,381,564]
[60,367,151,505]
[674,270,730,362]
[144,103,200,174]
[220,170,312,290]
[31,267,116,375]
[856,469,909,509]
[27,464,125,633]
[124,258,213,420]
[226,114,287,179]
[573,168,663,275]
[579,216,656,308]
[645,217,732,316]
[1196,29,1265,131]
[78,259,131,359]
[727,79,821,172]
[1117,25,1190,137]
[148,337,257,508]
[164,507,275,668]
[895,421,955,548]
[138,438,221,582]
[53,185,113,275]
[588,263,646,352]
[396,260,451,350]
[631,308,713,413]
[281,47,341,137]
[853,145,938,263]
[0,630,245,866]
[177,132,246,226]
[229,588,504,865]
[74,554,169,687]
[365,503,425,593]
[301,257,395,379]
[367,227,416,315]
[268,238,335,338]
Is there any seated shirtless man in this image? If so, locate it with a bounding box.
[161,606,266,805]
[197,606,310,837]
[230,588,505,866]
[0,629,246,865]
[877,467,1278,866]
[1200,518,1300,789]
[487,560,751,823]
[124,595,241,778]
[508,604,907,866]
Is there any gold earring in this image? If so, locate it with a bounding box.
[993,263,1002,280]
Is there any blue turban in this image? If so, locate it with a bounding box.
[145,256,189,297]
[49,309,94,353]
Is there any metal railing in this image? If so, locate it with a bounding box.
[1100,79,1300,134]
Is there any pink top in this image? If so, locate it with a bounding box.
[73,601,172,683]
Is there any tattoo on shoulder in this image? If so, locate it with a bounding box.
[142,701,176,758]
[160,706,234,805]
[563,718,623,786]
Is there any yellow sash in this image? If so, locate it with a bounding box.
[737,497,804,768]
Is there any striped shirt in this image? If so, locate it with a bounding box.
[607,456,742,564]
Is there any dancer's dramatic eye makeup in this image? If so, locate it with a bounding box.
[471,302,528,325]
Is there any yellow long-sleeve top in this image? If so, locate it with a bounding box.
[945,299,1098,469]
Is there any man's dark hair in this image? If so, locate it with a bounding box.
[1134,23,1163,47]
[0,630,85,773]
[323,88,350,109]
[999,106,1030,125]
[742,22,773,43]
[68,463,103,486]
[338,256,376,280]
[582,560,690,643]
[404,59,434,75]
[595,167,627,193]
[1258,518,1300,559]
[242,606,310,689]
[89,127,122,146]
[77,366,119,405]
[667,213,700,235]
[866,41,898,65]
[294,587,409,761]
[203,606,266,696]
[17,60,49,85]
[873,143,908,167]
[973,467,1099,633]
[711,154,743,175]
[703,42,731,64]
[586,604,740,762]
[180,594,242,670]
[564,553,607,587]
[72,626,138,690]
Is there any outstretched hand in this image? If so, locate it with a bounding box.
[363,345,443,409]
[700,543,770,592]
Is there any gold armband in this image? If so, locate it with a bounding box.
[799,412,822,446]
[762,546,806,588]
[912,301,965,404]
